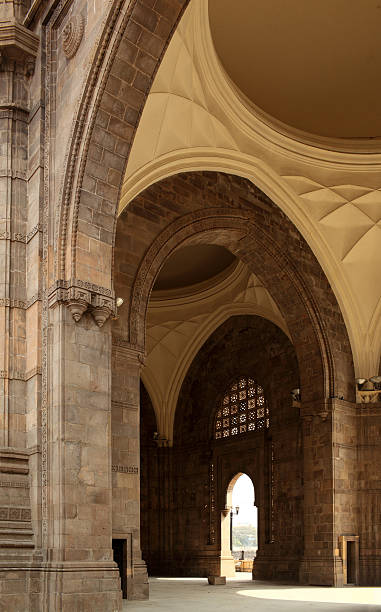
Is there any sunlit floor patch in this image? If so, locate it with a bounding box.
[123,577,381,611]
[237,586,381,606]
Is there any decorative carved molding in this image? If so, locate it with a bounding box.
[55,0,126,280]
[0,480,28,489]
[0,507,31,521]
[0,298,26,308]
[0,367,41,381]
[208,462,216,544]
[0,224,41,244]
[357,390,381,404]
[111,465,139,474]
[26,292,42,309]
[62,15,84,59]
[0,369,25,381]
[48,279,115,325]
[91,293,114,327]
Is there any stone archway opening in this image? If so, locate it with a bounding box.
[221,472,257,577]
[112,170,356,591]
[231,474,257,569]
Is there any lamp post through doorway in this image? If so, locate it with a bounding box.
[230,506,239,553]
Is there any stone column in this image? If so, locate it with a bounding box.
[111,340,149,600]
[299,400,337,585]
[41,296,122,611]
[0,13,40,610]
[220,507,235,577]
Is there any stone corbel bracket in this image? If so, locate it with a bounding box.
[48,280,115,327]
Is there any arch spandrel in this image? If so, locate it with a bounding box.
[53,0,190,324]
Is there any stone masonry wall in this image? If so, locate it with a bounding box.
[140,315,303,580]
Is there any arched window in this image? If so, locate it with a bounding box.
[214,376,269,440]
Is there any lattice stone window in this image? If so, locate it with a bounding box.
[214,377,269,440]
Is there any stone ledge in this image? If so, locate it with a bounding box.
[0,22,39,59]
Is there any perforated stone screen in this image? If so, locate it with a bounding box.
[214,377,269,439]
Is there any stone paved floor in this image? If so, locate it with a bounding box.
[123,574,381,611]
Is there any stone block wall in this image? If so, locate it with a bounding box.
[358,404,381,584]
[140,315,304,581]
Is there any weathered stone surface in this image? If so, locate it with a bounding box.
[0,0,379,608]
[208,576,226,585]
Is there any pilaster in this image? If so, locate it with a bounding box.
[298,398,357,586]
[111,337,149,600]
[40,302,122,611]
[0,10,40,609]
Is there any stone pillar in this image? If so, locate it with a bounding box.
[220,508,235,577]
[111,341,149,600]
[0,12,40,610]
[41,298,122,611]
[299,400,337,585]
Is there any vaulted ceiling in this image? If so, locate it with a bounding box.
[120,0,381,389]
[209,0,381,138]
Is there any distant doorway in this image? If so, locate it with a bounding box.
[232,474,257,565]
[221,473,256,576]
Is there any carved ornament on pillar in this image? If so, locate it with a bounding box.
[48,279,115,326]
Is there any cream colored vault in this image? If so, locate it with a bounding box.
[120,0,381,391]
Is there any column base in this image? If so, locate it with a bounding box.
[128,559,149,600]
[299,556,340,586]
[253,551,300,582]
[0,560,123,611]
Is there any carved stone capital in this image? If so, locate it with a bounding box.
[48,279,115,325]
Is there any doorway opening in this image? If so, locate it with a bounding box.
[222,473,257,576]
[112,539,127,599]
[340,535,360,586]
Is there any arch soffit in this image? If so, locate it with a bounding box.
[127,202,339,403]
[120,148,372,379]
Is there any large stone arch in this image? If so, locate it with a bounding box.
[112,172,357,586]
[113,171,355,405]
[56,0,190,290]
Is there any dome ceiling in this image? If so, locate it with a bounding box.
[209,0,381,138]
[153,245,236,292]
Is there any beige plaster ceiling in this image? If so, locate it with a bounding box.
[153,245,236,292]
[120,0,381,380]
[209,0,381,139]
